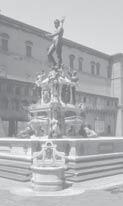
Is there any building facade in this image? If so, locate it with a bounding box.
[0,14,120,136]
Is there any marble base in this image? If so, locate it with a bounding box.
[31,166,66,191]
[66,152,123,182]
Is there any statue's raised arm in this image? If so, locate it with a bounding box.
[60,16,65,26]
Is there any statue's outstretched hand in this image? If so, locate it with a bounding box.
[45,33,51,38]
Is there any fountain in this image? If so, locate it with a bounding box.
[19,17,86,191]
[2,18,117,187]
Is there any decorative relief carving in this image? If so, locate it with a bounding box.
[43,88,51,103]
[32,140,65,167]
[98,142,114,154]
[61,84,71,104]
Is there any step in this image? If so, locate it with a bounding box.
[0,153,32,162]
[68,158,123,169]
[67,164,123,176]
[0,165,31,175]
[0,170,31,182]
[0,159,31,169]
[67,168,123,182]
[68,153,123,162]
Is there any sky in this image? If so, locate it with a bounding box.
[0,0,123,55]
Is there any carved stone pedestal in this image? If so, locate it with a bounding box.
[31,166,65,191]
[31,140,67,191]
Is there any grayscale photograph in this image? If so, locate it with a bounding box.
[0,0,122,205]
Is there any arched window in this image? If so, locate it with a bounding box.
[25,41,33,57]
[78,57,83,72]
[1,33,9,51]
[96,63,100,75]
[90,61,95,75]
[69,54,75,70]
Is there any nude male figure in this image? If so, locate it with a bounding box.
[46,18,65,68]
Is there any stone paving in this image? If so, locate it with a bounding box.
[1,175,123,206]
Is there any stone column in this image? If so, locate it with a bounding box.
[8,120,16,137]
[111,54,123,136]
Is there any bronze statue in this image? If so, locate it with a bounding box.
[46,17,65,68]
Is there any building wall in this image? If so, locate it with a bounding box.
[76,91,118,136]
[0,22,49,80]
[0,78,36,136]
[63,45,111,95]
[0,15,111,97]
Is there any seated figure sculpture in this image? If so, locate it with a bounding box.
[32,140,65,167]
[84,125,97,137]
[35,70,45,87]
[17,125,35,138]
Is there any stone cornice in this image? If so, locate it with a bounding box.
[0,76,33,85]
[110,53,123,63]
[76,90,118,101]
[118,104,123,109]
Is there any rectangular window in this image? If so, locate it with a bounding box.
[96,68,100,75]
[6,84,13,94]
[96,63,100,75]
[24,87,29,96]
[107,69,111,78]
[15,87,21,95]
[83,96,86,103]
[1,98,8,110]
[91,61,95,75]
[26,45,32,57]
[95,120,104,134]
[91,65,95,74]
[0,82,1,92]
[15,101,19,111]
[69,55,75,69]
[78,58,83,72]
[2,39,8,51]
